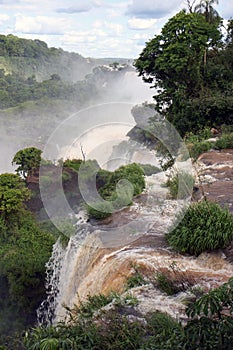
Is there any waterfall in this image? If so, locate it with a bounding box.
[37,166,233,326]
[36,167,187,325]
[37,239,65,325]
[37,211,91,325]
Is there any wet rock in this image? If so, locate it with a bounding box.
[193,149,233,212]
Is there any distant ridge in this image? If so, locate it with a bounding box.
[0,34,131,82]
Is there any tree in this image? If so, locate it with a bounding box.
[186,0,198,13]
[12,147,42,180]
[0,173,30,222]
[135,10,223,135]
[194,0,220,24]
[135,10,221,108]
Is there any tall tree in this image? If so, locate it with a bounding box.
[12,147,42,180]
[135,10,221,111]
[194,0,220,23]
[186,0,198,13]
[0,173,30,224]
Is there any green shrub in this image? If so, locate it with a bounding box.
[187,140,213,160]
[166,200,233,256]
[165,171,194,199]
[221,124,233,133]
[139,163,161,176]
[144,312,185,350]
[155,271,177,296]
[214,133,233,150]
[61,170,71,182]
[185,316,233,350]
[107,163,145,197]
[88,163,145,220]
[39,175,53,187]
[63,158,83,172]
[72,292,117,319]
[70,292,138,320]
[86,201,113,220]
[154,262,196,296]
[185,278,233,350]
[185,127,212,143]
[126,266,147,289]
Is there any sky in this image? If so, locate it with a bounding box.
[0,0,232,58]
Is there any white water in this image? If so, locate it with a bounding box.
[37,123,233,325]
[37,164,193,324]
[37,212,93,325]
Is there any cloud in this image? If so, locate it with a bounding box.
[56,0,96,14]
[15,14,70,35]
[0,14,10,24]
[0,0,19,3]
[126,0,182,19]
[106,22,123,36]
[128,17,157,30]
[93,21,123,36]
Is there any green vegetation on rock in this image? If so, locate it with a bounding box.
[166,200,233,256]
[87,163,145,220]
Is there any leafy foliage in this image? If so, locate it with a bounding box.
[12,147,42,179]
[165,171,194,199]
[214,132,233,150]
[184,277,233,350]
[135,9,233,135]
[126,265,147,289]
[0,210,54,336]
[187,140,213,160]
[166,200,233,256]
[155,262,197,296]
[0,173,30,223]
[87,163,145,220]
[139,163,161,176]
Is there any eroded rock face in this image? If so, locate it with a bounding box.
[193,149,233,212]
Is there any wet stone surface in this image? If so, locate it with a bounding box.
[194,149,233,212]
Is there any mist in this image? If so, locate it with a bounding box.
[0,62,154,173]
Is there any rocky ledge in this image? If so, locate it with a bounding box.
[193,149,233,212]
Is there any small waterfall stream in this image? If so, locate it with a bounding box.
[37,239,65,325]
[37,211,92,325]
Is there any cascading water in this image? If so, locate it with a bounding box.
[37,112,233,326]
[37,211,91,325]
[37,162,190,325]
[37,239,65,325]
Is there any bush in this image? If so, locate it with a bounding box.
[187,140,213,160]
[63,158,83,172]
[165,171,194,199]
[107,163,145,197]
[86,201,114,220]
[139,163,161,176]
[154,262,197,296]
[88,163,145,220]
[214,133,233,150]
[166,200,233,256]
[144,312,185,350]
[126,265,147,289]
[185,127,212,143]
[185,278,233,350]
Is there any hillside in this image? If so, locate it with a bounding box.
[0,34,152,172]
[0,34,131,82]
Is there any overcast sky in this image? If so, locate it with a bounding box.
[0,0,232,58]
